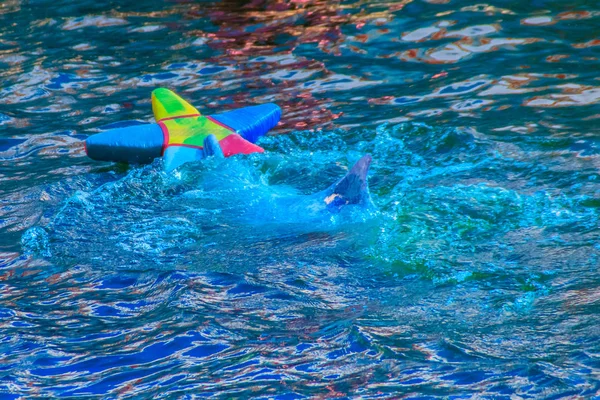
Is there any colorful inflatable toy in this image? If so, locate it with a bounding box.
[85,88,281,171]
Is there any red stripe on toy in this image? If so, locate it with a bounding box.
[158,121,170,156]
[207,116,235,132]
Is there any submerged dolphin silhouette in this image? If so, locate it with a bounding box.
[20,149,374,264]
[180,147,374,218]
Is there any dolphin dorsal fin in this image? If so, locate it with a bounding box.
[324,155,372,211]
[151,88,201,122]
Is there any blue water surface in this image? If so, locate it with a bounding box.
[1,0,600,398]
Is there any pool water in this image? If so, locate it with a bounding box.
[1,0,600,398]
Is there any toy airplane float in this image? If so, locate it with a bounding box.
[85,88,281,171]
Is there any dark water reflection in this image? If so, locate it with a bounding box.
[1,0,599,398]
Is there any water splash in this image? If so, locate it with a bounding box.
[3,0,600,397]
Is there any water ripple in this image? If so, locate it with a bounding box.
[1,0,600,398]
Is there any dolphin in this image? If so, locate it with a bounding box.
[321,154,372,213]
[21,151,375,267]
[274,154,374,219]
[178,153,375,226]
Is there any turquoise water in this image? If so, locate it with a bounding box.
[2,0,600,398]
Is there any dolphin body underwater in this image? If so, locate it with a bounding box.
[84,89,374,217]
[178,144,375,225]
[194,133,373,210]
